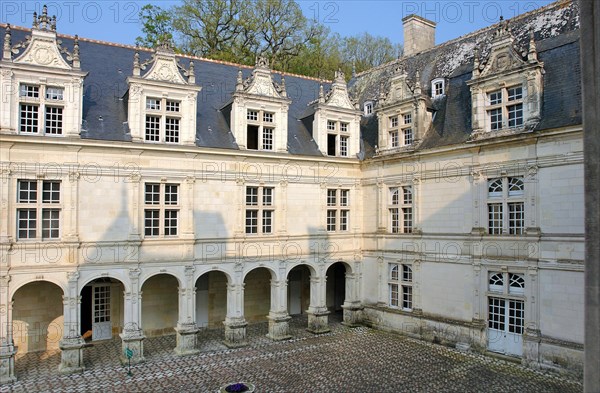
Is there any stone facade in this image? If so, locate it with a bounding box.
[0,0,585,384]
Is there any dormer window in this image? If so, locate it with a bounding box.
[431,78,445,98]
[246,109,275,150]
[388,113,413,148]
[18,83,65,135]
[144,97,181,143]
[364,101,374,116]
[326,120,350,157]
[486,85,524,131]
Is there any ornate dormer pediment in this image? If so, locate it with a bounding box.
[229,57,290,152]
[379,65,415,106]
[0,6,86,138]
[133,41,193,85]
[320,70,356,109]
[126,42,200,145]
[237,56,287,98]
[473,20,542,80]
[3,6,80,70]
[467,20,544,140]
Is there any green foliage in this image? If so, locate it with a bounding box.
[136,1,402,79]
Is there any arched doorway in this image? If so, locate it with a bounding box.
[141,274,179,338]
[195,271,228,329]
[326,262,347,315]
[287,265,311,316]
[80,278,125,342]
[12,281,64,354]
[243,267,273,324]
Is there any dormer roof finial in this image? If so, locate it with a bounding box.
[3,23,11,61]
[188,61,195,84]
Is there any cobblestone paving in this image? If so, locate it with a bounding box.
[2,314,582,393]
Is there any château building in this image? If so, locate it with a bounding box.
[0,0,584,383]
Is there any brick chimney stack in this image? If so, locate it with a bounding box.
[402,14,436,56]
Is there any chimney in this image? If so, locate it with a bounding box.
[402,14,436,56]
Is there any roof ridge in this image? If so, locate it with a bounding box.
[0,23,330,83]
[353,0,574,78]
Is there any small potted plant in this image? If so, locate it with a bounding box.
[219,382,255,393]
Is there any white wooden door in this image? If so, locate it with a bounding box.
[92,284,112,341]
[488,297,523,356]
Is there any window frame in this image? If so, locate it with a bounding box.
[431,78,445,98]
[326,188,350,232]
[326,120,350,157]
[246,109,276,151]
[143,182,180,238]
[486,176,525,235]
[485,84,525,131]
[16,179,62,241]
[389,186,413,234]
[144,97,182,144]
[245,185,275,235]
[18,83,65,136]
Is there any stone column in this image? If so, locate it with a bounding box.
[0,275,16,384]
[523,267,541,368]
[59,272,85,374]
[306,275,330,334]
[175,266,199,356]
[266,279,291,341]
[223,282,247,348]
[341,272,363,327]
[120,268,145,364]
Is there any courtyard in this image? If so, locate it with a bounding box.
[0,314,582,392]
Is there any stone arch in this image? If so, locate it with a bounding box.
[325,261,351,313]
[286,262,318,278]
[287,263,314,316]
[12,280,64,354]
[79,276,126,341]
[243,267,274,323]
[79,271,132,294]
[9,276,67,301]
[195,269,230,329]
[243,265,277,281]
[140,273,179,338]
[139,270,183,289]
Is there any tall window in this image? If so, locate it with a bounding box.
[19,84,64,135]
[144,183,179,237]
[389,113,413,148]
[364,101,374,116]
[245,186,274,234]
[326,120,350,157]
[389,186,413,233]
[487,177,524,235]
[389,264,413,310]
[488,272,525,340]
[16,179,61,240]
[246,109,275,150]
[326,189,350,232]
[486,85,524,131]
[145,97,181,143]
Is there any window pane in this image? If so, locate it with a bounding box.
[245,210,258,234]
[403,207,413,233]
[326,210,336,231]
[146,98,161,110]
[20,84,39,98]
[402,286,413,309]
[144,209,160,236]
[403,113,412,124]
[46,87,64,100]
[340,210,348,231]
[263,112,273,123]
[246,187,258,205]
[340,122,348,132]
[165,117,180,143]
[145,184,160,204]
[165,100,180,112]
[327,120,336,130]
[18,180,37,203]
[20,104,39,133]
[390,130,399,147]
[389,283,399,307]
[508,177,524,196]
[488,297,506,330]
[247,110,258,121]
[488,203,503,234]
[340,189,349,206]
[488,178,503,196]
[340,136,348,157]
[403,186,412,204]
[262,210,273,233]
[145,115,160,142]
[508,202,524,235]
[489,108,502,130]
[42,181,60,203]
[262,127,273,150]
[42,209,60,239]
[165,184,178,205]
[402,264,413,282]
[327,189,336,206]
[390,264,399,281]
[17,209,36,239]
[507,86,523,101]
[390,208,399,233]
[489,90,502,105]
[164,210,178,236]
[45,106,63,134]
[508,103,523,128]
[263,187,274,206]
[390,188,399,205]
[403,128,413,145]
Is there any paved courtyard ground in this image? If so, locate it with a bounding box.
[2,314,582,392]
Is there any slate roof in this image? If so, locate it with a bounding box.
[0,0,582,160]
[350,0,581,157]
[1,27,325,156]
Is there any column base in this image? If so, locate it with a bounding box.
[266,314,292,341]
[307,309,330,334]
[58,337,86,374]
[223,319,248,348]
[119,330,146,365]
[342,303,364,327]
[174,324,200,356]
[0,344,17,385]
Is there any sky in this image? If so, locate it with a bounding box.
[0,0,556,46]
